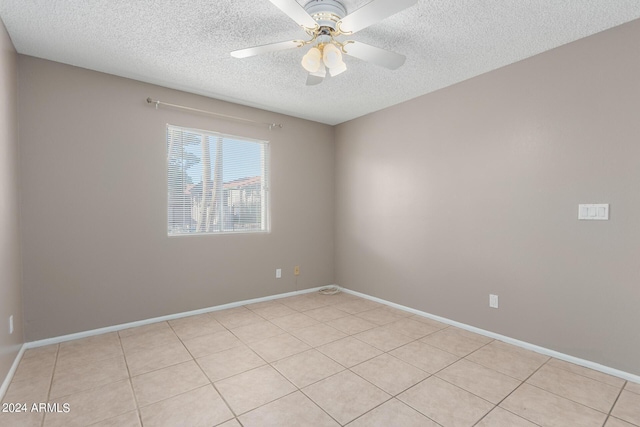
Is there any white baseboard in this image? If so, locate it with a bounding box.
[340,287,640,384]
[0,344,26,402]
[26,285,329,349]
[14,284,639,388]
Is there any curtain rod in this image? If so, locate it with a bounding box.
[146,97,283,130]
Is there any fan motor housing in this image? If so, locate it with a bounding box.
[304,0,347,29]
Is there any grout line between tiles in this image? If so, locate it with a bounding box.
[41,344,60,427]
[544,358,628,389]
[602,381,628,427]
[472,358,561,427]
[116,331,144,427]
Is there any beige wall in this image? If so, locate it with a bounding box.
[18,57,335,340]
[335,20,640,375]
[0,19,23,381]
[12,17,640,376]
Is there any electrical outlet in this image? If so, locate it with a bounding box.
[9,315,14,334]
[489,294,499,309]
[276,268,282,279]
[294,266,300,276]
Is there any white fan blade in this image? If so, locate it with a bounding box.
[306,73,324,85]
[337,0,417,34]
[343,41,406,69]
[231,40,302,58]
[269,0,318,29]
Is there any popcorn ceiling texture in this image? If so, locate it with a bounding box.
[1,0,639,125]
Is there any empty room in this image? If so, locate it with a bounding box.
[1,1,639,426]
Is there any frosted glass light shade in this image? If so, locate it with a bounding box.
[322,43,342,68]
[301,47,322,72]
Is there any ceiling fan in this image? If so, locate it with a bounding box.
[231,0,417,85]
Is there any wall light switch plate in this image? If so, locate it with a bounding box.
[9,315,13,334]
[276,269,282,279]
[578,204,609,220]
[489,294,499,309]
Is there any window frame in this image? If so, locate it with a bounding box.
[166,123,270,237]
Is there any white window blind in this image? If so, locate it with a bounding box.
[167,125,269,235]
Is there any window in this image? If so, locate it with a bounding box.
[167,125,269,235]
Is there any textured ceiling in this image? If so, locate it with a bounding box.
[1,0,640,125]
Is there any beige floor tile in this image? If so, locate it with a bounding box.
[182,330,243,358]
[238,391,339,427]
[436,359,522,404]
[421,327,491,357]
[303,306,350,322]
[210,306,249,318]
[351,353,428,395]
[379,305,413,317]
[475,407,538,427]
[527,364,621,413]
[398,376,493,427]
[466,341,549,380]
[124,340,192,376]
[247,333,310,362]
[385,317,442,339]
[317,336,382,368]
[291,323,347,347]
[168,313,226,341]
[605,417,637,427]
[272,349,344,388]
[21,344,59,360]
[500,383,607,427]
[139,385,233,427]
[50,354,129,399]
[0,410,44,427]
[230,321,284,343]
[390,341,459,373]
[217,419,241,427]
[215,365,296,415]
[269,312,320,332]
[44,379,137,427]
[131,360,209,407]
[303,370,390,425]
[2,376,51,404]
[326,315,377,335]
[56,335,123,371]
[334,299,382,314]
[211,308,265,330]
[545,358,626,388]
[611,390,640,425]
[247,303,297,320]
[276,295,308,307]
[89,410,141,426]
[626,381,640,394]
[408,315,449,330]
[120,327,180,354]
[12,351,56,383]
[356,307,408,325]
[346,398,440,427]
[118,322,170,339]
[444,326,493,344]
[353,325,414,352]
[279,295,328,311]
[196,345,265,382]
[60,332,121,350]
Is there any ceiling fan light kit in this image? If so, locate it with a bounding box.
[231,0,417,85]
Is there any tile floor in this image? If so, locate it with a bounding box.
[1,291,639,427]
